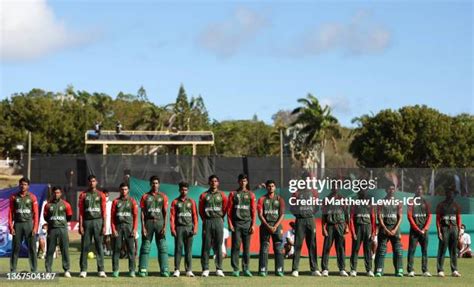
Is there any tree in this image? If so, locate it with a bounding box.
[173,85,191,131]
[349,105,474,167]
[137,86,148,102]
[290,93,341,176]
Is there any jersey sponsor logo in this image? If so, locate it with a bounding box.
[205,206,222,212]
[243,194,249,200]
[178,212,192,217]
[442,215,456,221]
[264,210,279,215]
[414,213,426,217]
[148,208,161,213]
[116,212,131,217]
[86,207,101,213]
[381,214,397,218]
[235,205,249,210]
[15,209,31,214]
[356,214,370,218]
[50,215,65,221]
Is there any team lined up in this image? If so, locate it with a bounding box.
[8,175,463,278]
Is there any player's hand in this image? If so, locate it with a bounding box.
[193,229,197,235]
[159,227,166,235]
[10,228,15,236]
[102,226,106,235]
[32,229,37,236]
[344,226,349,234]
[323,226,328,237]
[142,227,148,237]
[352,233,357,240]
[229,225,235,232]
[249,226,255,234]
[113,230,118,237]
[420,229,425,235]
[79,225,84,235]
[171,231,176,237]
[438,232,443,241]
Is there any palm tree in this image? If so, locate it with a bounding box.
[291,93,341,177]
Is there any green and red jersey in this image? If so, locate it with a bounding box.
[111,195,138,234]
[227,190,256,226]
[170,196,198,234]
[78,189,107,221]
[436,199,461,229]
[198,190,228,220]
[8,191,39,232]
[257,193,285,223]
[350,201,376,235]
[44,198,73,228]
[140,190,168,221]
[407,197,432,233]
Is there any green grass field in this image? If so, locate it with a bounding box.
[1,251,473,287]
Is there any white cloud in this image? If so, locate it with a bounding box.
[197,7,268,58]
[320,96,352,114]
[0,0,95,61]
[300,10,391,56]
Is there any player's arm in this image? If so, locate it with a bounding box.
[436,203,443,240]
[140,195,147,236]
[455,203,462,236]
[370,205,376,237]
[8,195,15,234]
[78,192,85,235]
[100,192,107,235]
[170,199,177,236]
[349,207,356,238]
[257,197,269,229]
[111,200,117,236]
[65,201,73,221]
[344,203,350,233]
[191,199,198,235]
[423,202,432,233]
[250,192,257,232]
[160,194,168,234]
[221,191,228,217]
[392,203,403,233]
[132,198,138,235]
[275,196,286,230]
[407,204,421,233]
[198,193,206,221]
[227,192,235,231]
[377,206,388,234]
[31,194,39,234]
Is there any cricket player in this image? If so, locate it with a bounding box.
[170,181,198,277]
[436,186,462,277]
[199,174,228,277]
[321,187,350,277]
[44,186,73,277]
[138,176,169,277]
[349,188,376,277]
[407,185,432,277]
[374,185,404,277]
[78,174,107,278]
[111,183,138,278]
[291,186,320,277]
[8,177,39,273]
[257,180,285,277]
[228,174,257,277]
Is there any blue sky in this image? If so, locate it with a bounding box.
[1,0,472,127]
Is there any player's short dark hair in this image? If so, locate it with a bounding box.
[119,183,129,189]
[265,179,276,186]
[19,177,30,185]
[179,182,189,189]
[461,224,466,229]
[149,175,160,183]
[51,186,62,193]
[87,174,97,182]
[238,174,248,181]
[208,175,219,182]
[102,188,109,194]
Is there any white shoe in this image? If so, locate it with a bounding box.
[291,270,299,277]
[408,271,415,277]
[322,270,329,277]
[216,270,225,277]
[202,270,209,277]
[350,270,357,277]
[312,270,321,276]
[340,270,348,277]
[438,271,445,277]
[423,271,432,277]
[186,271,195,277]
[64,271,71,278]
[367,271,374,277]
[173,270,180,277]
[99,271,107,278]
[79,271,87,278]
[452,271,461,277]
